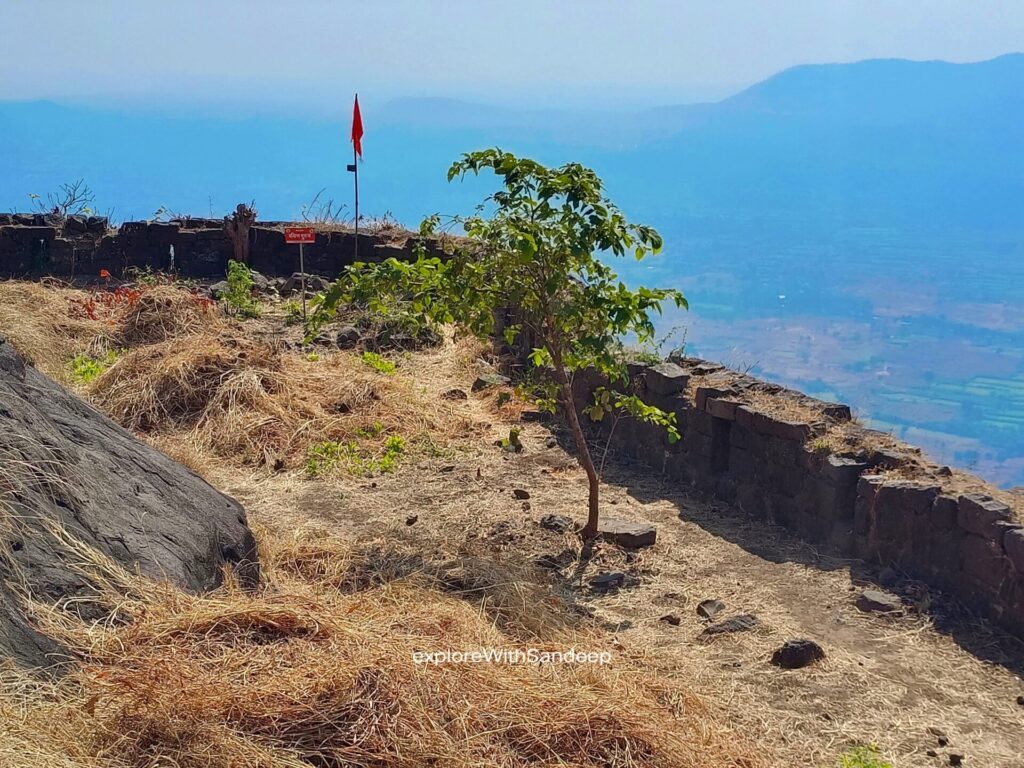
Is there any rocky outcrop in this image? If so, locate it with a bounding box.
[0,336,259,669]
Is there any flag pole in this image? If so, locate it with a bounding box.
[353,137,359,264]
[349,93,363,263]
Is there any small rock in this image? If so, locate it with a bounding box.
[545,436,558,449]
[856,589,903,614]
[927,749,938,758]
[472,372,510,392]
[536,550,574,569]
[948,753,964,767]
[335,326,361,348]
[249,270,270,292]
[539,514,573,533]
[928,727,949,747]
[597,518,657,549]
[589,571,626,592]
[660,613,681,626]
[703,613,758,636]
[513,488,530,500]
[441,388,468,401]
[770,639,825,669]
[1017,695,1024,706]
[439,465,456,473]
[209,280,230,298]
[697,599,725,620]
[405,515,418,526]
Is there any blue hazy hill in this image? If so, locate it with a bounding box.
[1,55,1023,485]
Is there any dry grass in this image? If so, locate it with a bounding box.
[88,331,469,468]
[744,390,828,426]
[0,530,766,768]
[114,286,219,346]
[0,280,477,470]
[0,281,106,379]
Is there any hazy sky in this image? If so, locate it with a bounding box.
[4,0,1024,111]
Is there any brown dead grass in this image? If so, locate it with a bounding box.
[88,332,471,468]
[0,281,107,379]
[0,280,477,470]
[115,286,220,346]
[0,531,767,768]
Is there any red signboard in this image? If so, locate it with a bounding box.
[284,226,316,244]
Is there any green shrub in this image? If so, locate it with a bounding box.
[838,746,893,768]
[361,351,396,375]
[283,300,304,325]
[305,433,406,477]
[223,260,260,318]
[69,349,121,385]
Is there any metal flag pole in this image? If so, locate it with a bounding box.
[353,137,359,264]
[348,92,362,265]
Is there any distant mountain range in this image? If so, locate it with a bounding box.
[2,54,1023,485]
[2,53,1022,230]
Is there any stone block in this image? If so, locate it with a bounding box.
[823,455,869,486]
[930,495,958,530]
[822,403,853,421]
[767,436,799,465]
[696,387,737,411]
[646,362,689,396]
[734,405,757,430]
[1001,526,1024,574]
[728,446,757,479]
[877,481,940,516]
[960,534,1012,591]
[706,397,741,420]
[957,493,1012,539]
[598,519,657,549]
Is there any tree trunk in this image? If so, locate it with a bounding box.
[224,203,256,266]
[554,366,601,539]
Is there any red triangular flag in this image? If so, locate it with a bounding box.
[351,94,363,158]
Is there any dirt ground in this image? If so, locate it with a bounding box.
[205,369,1024,768]
[5,280,1022,767]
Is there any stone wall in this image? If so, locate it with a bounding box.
[0,214,435,280]
[574,358,1024,637]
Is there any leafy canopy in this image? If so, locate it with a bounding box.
[315,149,686,433]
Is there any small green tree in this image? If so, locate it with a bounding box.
[316,149,686,538]
[223,259,260,318]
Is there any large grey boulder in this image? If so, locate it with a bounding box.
[0,336,259,669]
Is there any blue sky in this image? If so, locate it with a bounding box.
[3,0,1023,112]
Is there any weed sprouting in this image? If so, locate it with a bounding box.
[838,746,894,768]
[305,433,406,477]
[361,350,396,375]
[69,349,121,384]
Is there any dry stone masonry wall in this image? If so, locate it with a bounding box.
[573,358,1024,638]
[0,214,436,280]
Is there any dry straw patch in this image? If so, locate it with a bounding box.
[88,331,466,468]
[0,281,107,378]
[0,280,475,470]
[1,532,766,768]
